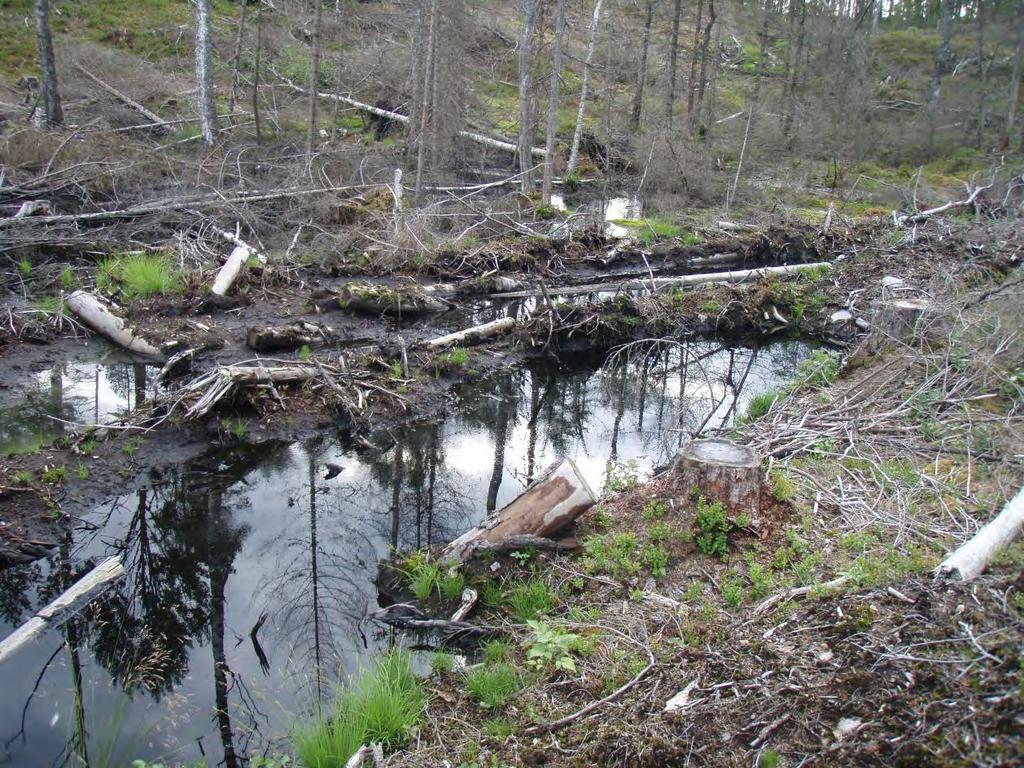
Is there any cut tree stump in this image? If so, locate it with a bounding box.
[867,298,932,353]
[337,282,449,317]
[442,458,597,562]
[67,290,165,361]
[671,439,762,514]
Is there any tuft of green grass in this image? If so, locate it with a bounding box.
[430,652,456,675]
[481,639,511,664]
[793,349,841,389]
[483,717,513,740]
[438,568,466,601]
[769,468,797,502]
[13,469,35,487]
[741,390,780,423]
[293,650,424,767]
[465,663,523,708]
[504,578,555,621]
[96,253,183,298]
[18,257,32,276]
[41,465,66,484]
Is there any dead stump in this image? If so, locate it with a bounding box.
[671,438,762,514]
[866,298,933,353]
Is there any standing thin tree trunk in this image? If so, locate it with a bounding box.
[518,0,540,193]
[253,1,263,141]
[630,0,654,129]
[691,0,717,135]
[726,17,768,213]
[414,0,438,202]
[871,0,881,36]
[666,0,683,130]
[34,0,63,128]
[925,0,955,152]
[686,0,704,122]
[542,0,567,205]
[782,0,805,140]
[567,0,604,176]
[976,0,987,148]
[306,0,324,154]
[228,0,248,112]
[1003,0,1024,149]
[195,0,218,145]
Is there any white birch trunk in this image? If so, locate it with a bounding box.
[541,0,567,206]
[937,487,1024,580]
[566,0,604,175]
[518,0,540,193]
[422,317,515,350]
[195,0,218,145]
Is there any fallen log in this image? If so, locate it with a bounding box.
[672,438,762,514]
[937,487,1024,581]
[67,291,165,361]
[442,458,596,563]
[183,363,321,418]
[0,556,124,665]
[489,262,833,299]
[422,317,515,350]
[211,227,264,297]
[894,183,991,226]
[246,321,322,352]
[338,282,450,317]
[283,78,545,158]
[74,63,170,132]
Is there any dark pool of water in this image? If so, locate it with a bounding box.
[0,339,813,766]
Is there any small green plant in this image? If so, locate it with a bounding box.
[642,499,668,520]
[592,506,612,530]
[581,531,640,577]
[465,663,523,708]
[605,459,640,492]
[481,639,511,664]
[741,390,780,423]
[96,253,183,298]
[525,620,581,673]
[563,172,581,192]
[41,465,66,484]
[79,438,98,455]
[298,344,312,362]
[748,562,773,600]
[793,349,841,389]
[721,575,745,607]
[648,521,670,543]
[694,495,730,559]
[431,652,456,675]
[508,548,535,566]
[389,360,404,379]
[483,717,513,740]
[769,468,797,502]
[447,347,470,367]
[504,578,555,621]
[759,749,782,768]
[13,470,34,487]
[18,257,32,276]
[641,543,669,578]
[438,568,466,601]
[409,562,441,601]
[75,463,89,481]
[122,437,143,457]
[60,266,75,291]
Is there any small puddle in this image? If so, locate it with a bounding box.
[0,352,161,455]
[0,339,815,766]
[550,193,642,239]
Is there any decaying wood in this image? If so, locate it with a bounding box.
[450,588,478,622]
[472,533,580,555]
[371,603,497,640]
[67,290,165,361]
[937,487,1024,580]
[672,438,762,514]
[246,321,323,352]
[211,227,264,297]
[0,556,124,665]
[13,200,51,218]
[344,744,383,768]
[74,63,170,132]
[442,459,597,562]
[338,282,450,317]
[183,363,320,418]
[895,183,991,225]
[753,575,849,616]
[866,298,932,352]
[422,317,515,350]
[489,262,832,299]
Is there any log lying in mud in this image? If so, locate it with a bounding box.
[67,291,165,361]
[337,282,450,317]
[442,459,597,562]
[489,262,832,299]
[246,321,323,352]
[184,363,320,418]
[422,317,516,350]
[937,487,1024,581]
[672,439,762,514]
[211,228,264,297]
[0,556,124,665]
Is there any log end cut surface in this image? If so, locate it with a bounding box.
[676,438,758,469]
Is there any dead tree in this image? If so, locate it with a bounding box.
[34,0,62,128]
[631,0,654,129]
[306,0,325,154]
[1002,0,1024,150]
[542,0,567,206]
[666,0,683,130]
[518,0,540,193]
[690,0,717,135]
[566,0,604,176]
[925,0,955,152]
[195,0,218,144]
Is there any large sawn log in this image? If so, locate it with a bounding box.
[442,458,596,562]
[672,438,762,514]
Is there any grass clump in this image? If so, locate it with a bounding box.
[96,253,183,298]
[504,578,556,621]
[793,349,842,389]
[401,552,441,601]
[293,650,424,767]
[465,663,523,708]
[438,568,466,601]
[740,390,780,424]
[481,639,511,664]
[769,468,797,502]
